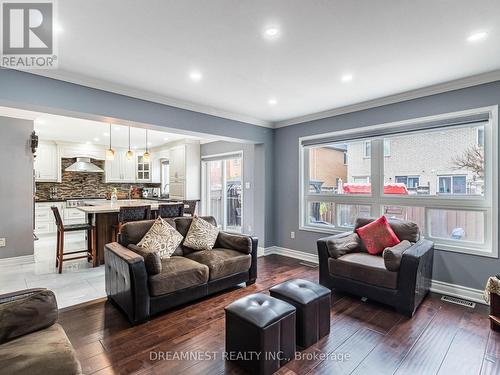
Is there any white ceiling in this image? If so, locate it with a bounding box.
[0,107,212,148]
[34,0,500,126]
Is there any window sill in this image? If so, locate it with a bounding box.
[299,225,497,258]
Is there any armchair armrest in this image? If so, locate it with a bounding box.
[397,239,434,316]
[317,232,352,287]
[104,242,150,324]
[216,231,252,254]
[0,288,58,344]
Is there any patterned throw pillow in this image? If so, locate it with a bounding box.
[183,216,219,251]
[137,217,183,259]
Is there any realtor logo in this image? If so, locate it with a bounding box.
[1,0,58,68]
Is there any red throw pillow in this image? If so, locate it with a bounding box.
[355,216,401,255]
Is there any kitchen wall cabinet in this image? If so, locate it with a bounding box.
[105,149,136,183]
[168,143,200,200]
[34,142,61,182]
[136,154,151,182]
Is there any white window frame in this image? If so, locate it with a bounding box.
[201,151,244,233]
[299,106,498,258]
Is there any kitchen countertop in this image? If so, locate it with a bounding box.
[76,199,184,214]
[35,197,105,203]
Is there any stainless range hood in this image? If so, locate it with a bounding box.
[65,158,104,173]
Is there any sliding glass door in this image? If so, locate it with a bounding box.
[202,154,243,233]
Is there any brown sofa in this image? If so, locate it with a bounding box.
[105,216,258,324]
[317,217,434,316]
[0,288,82,375]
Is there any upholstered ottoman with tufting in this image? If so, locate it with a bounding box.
[270,278,331,348]
[225,293,296,375]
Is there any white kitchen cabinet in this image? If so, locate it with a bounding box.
[35,203,87,236]
[105,149,136,183]
[136,155,151,182]
[34,142,60,182]
[168,143,200,200]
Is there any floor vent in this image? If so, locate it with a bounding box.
[299,261,318,268]
[441,295,476,308]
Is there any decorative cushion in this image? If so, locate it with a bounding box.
[355,217,420,243]
[137,217,183,259]
[355,216,400,255]
[182,216,219,251]
[127,244,162,275]
[326,232,364,259]
[383,240,412,271]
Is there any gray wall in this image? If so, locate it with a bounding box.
[200,141,265,244]
[0,69,275,252]
[273,80,500,290]
[0,116,34,259]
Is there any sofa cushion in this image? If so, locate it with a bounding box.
[355,217,420,243]
[328,253,398,289]
[326,233,365,259]
[128,244,162,275]
[0,323,82,375]
[148,256,209,296]
[0,289,58,345]
[137,217,183,259]
[215,232,252,254]
[182,216,220,251]
[383,240,412,271]
[185,248,251,281]
[355,216,400,255]
[174,216,217,255]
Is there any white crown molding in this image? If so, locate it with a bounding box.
[26,70,274,128]
[26,69,500,130]
[274,69,500,128]
[263,246,487,305]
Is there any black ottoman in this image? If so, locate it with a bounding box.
[270,278,331,348]
[225,293,296,375]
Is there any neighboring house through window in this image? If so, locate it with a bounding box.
[438,175,467,194]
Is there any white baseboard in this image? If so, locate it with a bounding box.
[0,254,35,266]
[264,246,319,264]
[263,246,487,305]
[257,247,266,257]
[430,279,486,305]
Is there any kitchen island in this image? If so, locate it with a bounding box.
[77,200,184,265]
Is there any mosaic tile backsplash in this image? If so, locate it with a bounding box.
[36,158,160,200]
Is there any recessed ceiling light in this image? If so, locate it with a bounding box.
[268,98,277,106]
[35,118,46,125]
[341,74,353,82]
[189,70,202,82]
[263,26,280,39]
[467,31,488,42]
[93,137,100,142]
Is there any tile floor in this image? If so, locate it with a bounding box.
[0,232,106,308]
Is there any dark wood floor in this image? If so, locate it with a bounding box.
[59,255,500,375]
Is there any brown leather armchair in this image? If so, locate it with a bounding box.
[317,217,434,316]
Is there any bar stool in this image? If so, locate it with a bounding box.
[158,203,184,218]
[183,200,198,216]
[112,205,151,242]
[51,206,95,274]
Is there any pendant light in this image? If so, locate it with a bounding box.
[143,129,151,161]
[105,123,115,160]
[126,126,134,160]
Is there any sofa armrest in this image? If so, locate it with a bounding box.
[216,231,253,254]
[0,288,58,344]
[397,239,434,315]
[248,237,258,283]
[105,242,150,324]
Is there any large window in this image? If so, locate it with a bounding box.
[300,107,498,257]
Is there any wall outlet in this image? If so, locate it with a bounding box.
[245,182,251,189]
[0,238,5,247]
[290,231,295,239]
